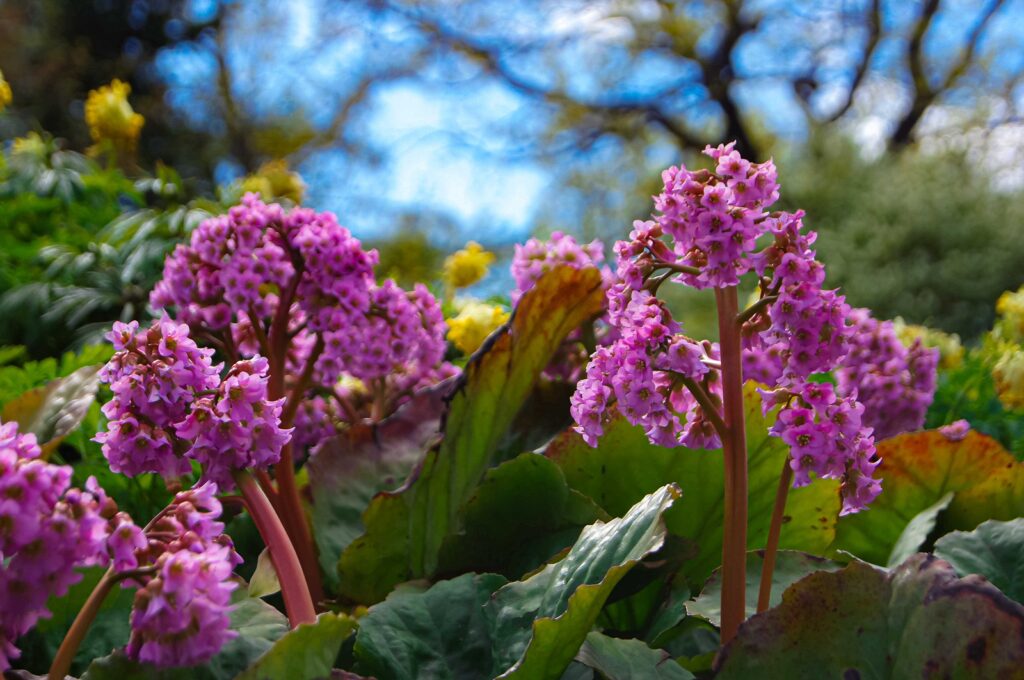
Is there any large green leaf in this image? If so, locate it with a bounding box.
[353,573,509,680]
[487,484,680,680]
[236,613,356,680]
[687,550,841,627]
[338,267,606,603]
[82,596,290,679]
[2,363,101,455]
[308,384,449,591]
[714,554,1024,678]
[436,452,606,578]
[546,383,840,586]
[934,518,1024,603]
[575,632,693,680]
[833,430,1024,565]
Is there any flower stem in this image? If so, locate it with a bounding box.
[235,470,317,626]
[48,568,118,680]
[757,458,794,613]
[714,286,749,644]
[273,443,325,606]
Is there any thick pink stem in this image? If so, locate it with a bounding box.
[235,470,316,626]
[715,286,749,644]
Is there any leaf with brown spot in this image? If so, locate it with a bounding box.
[714,554,1024,678]
[833,430,1024,565]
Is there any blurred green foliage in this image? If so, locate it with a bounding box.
[781,136,1024,340]
[0,136,218,357]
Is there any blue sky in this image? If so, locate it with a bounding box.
[158,0,1024,245]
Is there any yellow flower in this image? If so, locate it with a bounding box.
[892,317,964,370]
[11,132,47,159]
[240,159,305,203]
[443,242,495,289]
[993,345,1024,410]
[447,300,509,354]
[995,286,1024,344]
[84,79,144,151]
[0,69,12,112]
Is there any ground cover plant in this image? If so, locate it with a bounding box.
[2,78,1024,680]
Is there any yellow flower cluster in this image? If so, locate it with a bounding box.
[996,286,1024,344]
[893,317,964,370]
[85,79,144,151]
[443,242,495,289]
[0,69,12,113]
[11,132,46,158]
[240,159,306,204]
[446,301,509,354]
[993,344,1024,410]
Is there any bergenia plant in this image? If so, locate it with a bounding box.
[569,142,883,641]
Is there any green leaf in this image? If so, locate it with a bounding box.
[1,364,101,454]
[236,613,356,680]
[83,596,290,679]
[436,452,607,578]
[934,518,1024,603]
[833,430,1024,565]
[19,567,133,675]
[575,632,694,680]
[687,550,842,627]
[714,554,1024,678]
[338,267,606,603]
[353,573,508,680]
[248,548,281,599]
[308,384,448,591]
[547,383,840,587]
[487,484,680,680]
[886,491,954,568]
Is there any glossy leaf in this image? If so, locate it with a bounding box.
[934,518,1024,603]
[886,492,954,568]
[575,632,693,680]
[833,430,1024,565]
[338,267,606,603]
[436,452,607,578]
[487,484,680,680]
[688,550,842,627]
[236,613,356,680]
[2,364,101,455]
[714,554,1024,678]
[248,548,281,599]
[353,573,508,680]
[546,383,840,586]
[308,384,449,590]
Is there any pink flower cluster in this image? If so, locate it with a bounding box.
[318,281,451,393]
[511,231,606,301]
[744,211,852,384]
[123,483,241,667]
[0,422,112,670]
[652,143,778,289]
[571,143,883,513]
[769,382,880,514]
[835,309,939,440]
[570,289,710,448]
[152,194,454,436]
[95,317,291,488]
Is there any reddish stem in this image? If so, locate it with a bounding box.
[272,442,324,606]
[757,459,794,613]
[715,286,749,644]
[235,470,316,626]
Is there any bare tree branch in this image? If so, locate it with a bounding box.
[825,0,882,122]
[890,0,1006,149]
